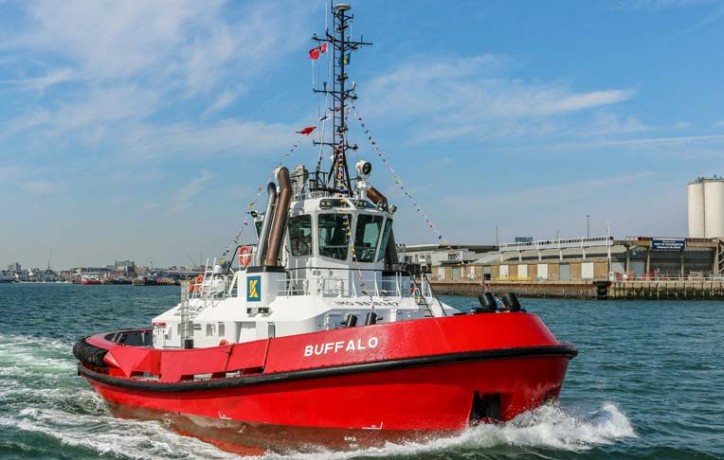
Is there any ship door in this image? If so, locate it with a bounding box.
[469,392,501,425]
[153,325,166,348]
[239,322,255,342]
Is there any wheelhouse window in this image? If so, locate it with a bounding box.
[318,214,350,260]
[377,218,393,262]
[354,214,384,262]
[288,215,312,256]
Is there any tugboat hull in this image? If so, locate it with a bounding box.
[92,354,570,453]
[76,313,576,451]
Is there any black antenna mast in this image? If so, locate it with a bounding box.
[312,3,371,196]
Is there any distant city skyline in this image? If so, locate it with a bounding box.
[4,260,197,272]
[2,0,724,268]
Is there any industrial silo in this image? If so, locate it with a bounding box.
[688,177,724,239]
[688,180,705,238]
[703,179,724,239]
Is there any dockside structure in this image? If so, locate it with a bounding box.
[403,236,724,300]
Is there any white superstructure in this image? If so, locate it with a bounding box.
[151,165,454,350]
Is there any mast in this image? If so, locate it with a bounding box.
[312,3,371,195]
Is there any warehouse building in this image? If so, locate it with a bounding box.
[436,236,722,283]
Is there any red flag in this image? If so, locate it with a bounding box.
[296,126,316,135]
[308,42,328,60]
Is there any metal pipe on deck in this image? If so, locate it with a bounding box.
[265,167,292,267]
[255,183,278,266]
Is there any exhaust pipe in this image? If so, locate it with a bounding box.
[255,183,277,266]
[265,167,292,266]
[367,186,388,210]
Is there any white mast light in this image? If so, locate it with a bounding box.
[356,160,372,179]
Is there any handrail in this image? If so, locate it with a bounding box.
[499,236,613,252]
[277,273,406,298]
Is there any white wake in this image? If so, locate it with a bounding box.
[254,402,636,460]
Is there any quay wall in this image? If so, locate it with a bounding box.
[608,280,724,300]
[430,280,724,300]
[431,281,595,299]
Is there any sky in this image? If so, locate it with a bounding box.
[2,0,724,269]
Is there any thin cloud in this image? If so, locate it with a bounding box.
[583,112,648,137]
[362,55,635,144]
[200,89,243,120]
[518,134,724,153]
[442,172,654,210]
[21,180,62,195]
[12,0,220,80]
[578,134,724,148]
[673,121,691,130]
[367,54,508,90]
[618,0,721,10]
[0,166,21,180]
[0,0,316,159]
[121,119,298,160]
[166,170,213,215]
[429,172,658,242]
[674,4,724,36]
[619,0,724,37]
[538,90,634,115]
[9,85,160,135]
[477,86,634,118]
[0,68,76,93]
[4,0,313,112]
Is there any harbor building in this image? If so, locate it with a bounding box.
[425,236,723,300]
[416,176,724,299]
[398,244,497,274]
[432,236,722,283]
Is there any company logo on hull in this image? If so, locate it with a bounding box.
[247,276,261,302]
[304,337,379,357]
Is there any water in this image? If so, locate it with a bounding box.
[0,283,722,459]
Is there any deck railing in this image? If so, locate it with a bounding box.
[276,275,405,298]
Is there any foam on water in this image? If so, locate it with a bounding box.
[246,403,636,460]
[0,407,239,460]
[0,400,635,460]
[0,333,74,352]
[0,333,77,374]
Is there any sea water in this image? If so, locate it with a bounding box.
[0,283,721,459]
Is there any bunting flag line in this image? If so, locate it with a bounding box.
[351,106,464,267]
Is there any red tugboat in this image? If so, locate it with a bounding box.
[73,3,576,453]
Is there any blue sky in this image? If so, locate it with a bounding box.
[2,0,724,269]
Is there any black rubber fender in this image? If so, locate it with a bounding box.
[72,337,109,368]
